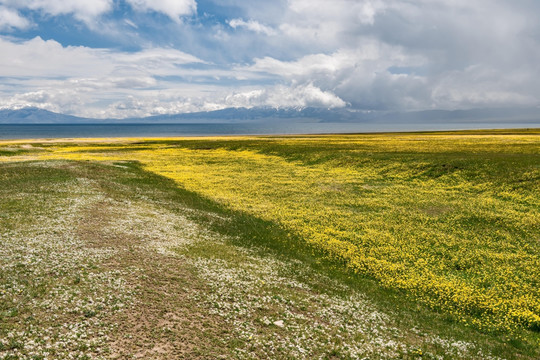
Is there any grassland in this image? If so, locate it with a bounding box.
[1,129,539,359]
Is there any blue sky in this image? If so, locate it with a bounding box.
[0,0,539,118]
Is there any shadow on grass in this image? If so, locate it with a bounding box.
[7,159,536,359]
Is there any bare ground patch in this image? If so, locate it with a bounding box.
[75,198,233,359]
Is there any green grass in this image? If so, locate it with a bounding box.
[1,130,540,358]
[112,160,540,358]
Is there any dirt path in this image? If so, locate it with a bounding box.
[76,199,232,359]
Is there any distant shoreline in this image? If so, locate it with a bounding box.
[1,123,539,141]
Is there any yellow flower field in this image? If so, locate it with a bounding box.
[2,130,539,332]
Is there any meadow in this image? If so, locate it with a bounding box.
[1,129,539,358]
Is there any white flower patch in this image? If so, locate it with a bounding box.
[107,197,500,359]
[102,200,217,255]
[0,176,134,359]
[425,335,504,360]
[185,244,409,359]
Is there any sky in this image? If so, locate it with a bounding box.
[0,0,539,119]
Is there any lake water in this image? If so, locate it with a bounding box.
[1,122,539,140]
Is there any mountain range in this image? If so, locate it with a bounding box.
[1,106,540,125]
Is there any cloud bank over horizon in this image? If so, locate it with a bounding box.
[0,0,539,119]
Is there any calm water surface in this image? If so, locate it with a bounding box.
[1,122,539,140]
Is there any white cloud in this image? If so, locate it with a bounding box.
[113,48,204,72]
[0,36,217,118]
[124,19,138,29]
[277,0,386,51]
[2,0,540,117]
[0,37,111,78]
[126,0,196,21]
[92,83,346,119]
[104,95,224,119]
[224,84,346,109]
[228,0,540,111]
[0,78,346,118]
[0,0,113,24]
[431,65,539,109]
[0,36,204,78]
[287,0,384,26]
[238,42,428,110]
[0,89,85,114]
[246,51,355,79]
[228,18,276,36]
[0,6,30,30]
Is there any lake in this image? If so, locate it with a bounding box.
[1,122,539,139]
